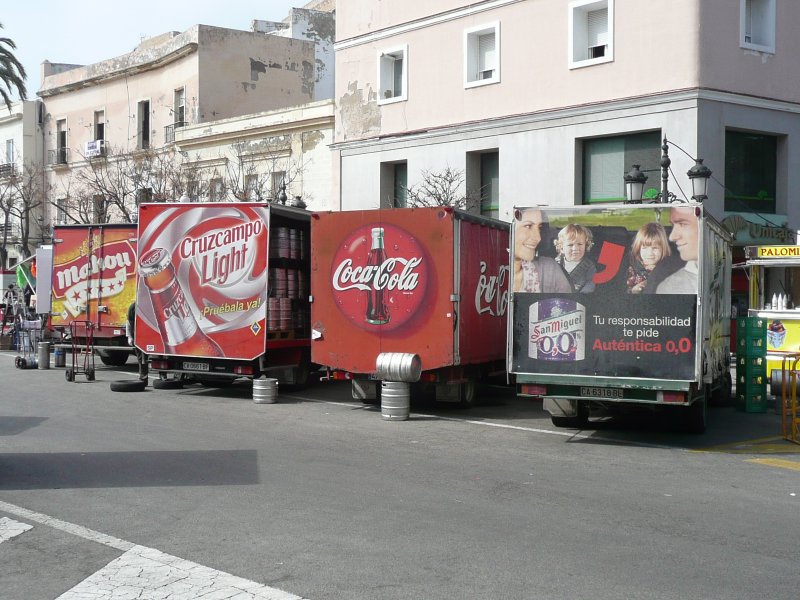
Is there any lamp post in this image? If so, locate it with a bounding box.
[623,137,712,204]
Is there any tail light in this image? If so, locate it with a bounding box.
[520,384,547,397]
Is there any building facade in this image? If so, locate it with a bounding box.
[38,14,331,224]
[332,0,799,241]
[0,100,46,267]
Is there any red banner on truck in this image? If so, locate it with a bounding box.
[135,203,270,360]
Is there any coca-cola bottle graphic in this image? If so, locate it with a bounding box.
[139,247,224,357]
[365,227,390,325]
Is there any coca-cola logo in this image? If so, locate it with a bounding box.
[331,223,429,331]
[475,261,509,317]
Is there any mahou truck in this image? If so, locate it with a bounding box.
[50,223,138,366]
[310,207,509,404]
[509,202,732,433]
[134,202,311,386]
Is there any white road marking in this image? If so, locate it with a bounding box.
[0,501,305,600]
[0,516,32,543]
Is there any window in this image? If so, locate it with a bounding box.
[465,23,500,87]
[137,100,150,150]
[271,171,286,200]
[93,195,106,223]
[94,110,105,141]
[582,131,660,204]
[480,152,499,218]
[741,0,775,53]
[209,178,224,201]
[174,87,186,127]
[380,161,407,207]
[56,119,68,164]
[725,130,777,213]
[378,45,407,104]
[245,174,258,201]
[5,139,14,164]
[56,198,67,224]
[569,0,613,68]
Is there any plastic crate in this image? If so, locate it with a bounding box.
[737,336,766,355]
[737,317,767,334]
[736,390,768,413]
[736,355,765,368]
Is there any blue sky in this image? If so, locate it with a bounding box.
[3,1,301,100]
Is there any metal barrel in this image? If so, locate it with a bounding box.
[381,381,410,421]
[53,347,66,367]
[375,352,422,382]
[253,378,279,404]
[38,342,51,369]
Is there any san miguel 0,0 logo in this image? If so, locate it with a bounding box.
[331,223,429,331]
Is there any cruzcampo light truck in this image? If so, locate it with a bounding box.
[508,202,732,433]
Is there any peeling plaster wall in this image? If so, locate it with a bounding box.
[271,9,335,102]
[197,25,316,120]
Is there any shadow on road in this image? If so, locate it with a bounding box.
[0,449,259,490]
[0,416,48,436]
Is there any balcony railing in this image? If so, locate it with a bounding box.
[48,147,70,166]
[0,162,16,178]
[164,121,187,144]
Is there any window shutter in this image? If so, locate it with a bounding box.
[478,32,496,72]
[587,8,608,47]
[585,138,623,202]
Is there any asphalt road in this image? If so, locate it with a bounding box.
[0,351,798,599]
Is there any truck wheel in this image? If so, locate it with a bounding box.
[550,402,589,429]
[196,377,234,388]
[684,397,707,434]
[459,381,477,407]
[153,378,183,390]
[98,350,130,366]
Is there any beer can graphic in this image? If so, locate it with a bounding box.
[528,298,586,361]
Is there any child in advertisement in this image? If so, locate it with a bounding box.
[554,224,596,293]
[626,222,671,294]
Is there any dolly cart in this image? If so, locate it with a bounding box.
[66,320,95,382]
[14,318,42,369]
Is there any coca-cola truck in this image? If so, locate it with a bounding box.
[134,202,312,386]
[509,203,732,433]
[310,207,509,404]
[50,223,138,365]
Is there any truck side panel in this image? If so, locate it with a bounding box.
[311,208,455,374]
[509,204,709,385]
[135,203,270,361]
[456,218,510,365]
[51,224,137,338]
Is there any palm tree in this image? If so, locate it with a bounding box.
[0,22,27,110]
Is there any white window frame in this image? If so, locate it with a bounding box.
[568,0,614,69]
[464,22,500,89]
[377,44,408,105]
[740,0,776,54]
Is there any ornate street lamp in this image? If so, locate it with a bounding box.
[624,164,648,203]
[687,158,712,202]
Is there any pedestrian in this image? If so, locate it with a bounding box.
[127,301,149,382]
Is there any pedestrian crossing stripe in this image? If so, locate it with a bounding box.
[745,457,800,472]
[0,516,32,543]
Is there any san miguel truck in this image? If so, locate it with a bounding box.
[310,206,509,404]
[50,223,138,366]
[134,201,312,387]
[509,202,732,433]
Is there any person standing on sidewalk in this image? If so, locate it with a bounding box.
[126,302,148,381]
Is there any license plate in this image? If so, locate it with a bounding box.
[183,361,209,371]
[580,386,623,399]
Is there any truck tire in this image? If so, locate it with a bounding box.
[550,402,589,429]
[684,397,707,434]
[109,379,147,392]
[459,381,477,407]
[153,377,183,390]
[98,350,131,366]
[196,376,234,388]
